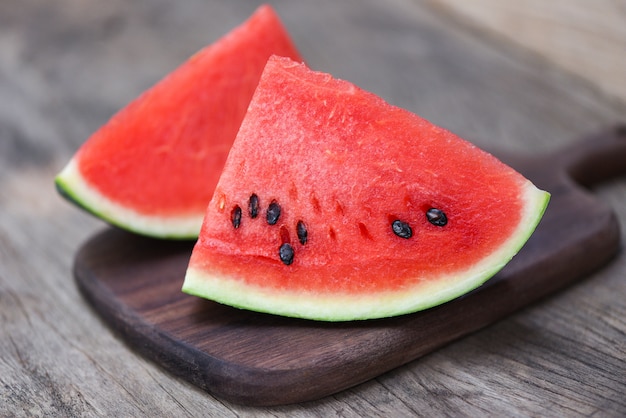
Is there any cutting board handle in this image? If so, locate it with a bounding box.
[558,124,626,188]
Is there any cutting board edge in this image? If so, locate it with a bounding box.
[72,246,387,405]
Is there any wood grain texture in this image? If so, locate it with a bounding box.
[73,128,625,406]
[1,0,625,416]
[427,0,626,104]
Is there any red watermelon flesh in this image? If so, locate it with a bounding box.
[183,56,550,321]
[55,5,302,239]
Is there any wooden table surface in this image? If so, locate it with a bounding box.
[1,0,625,416]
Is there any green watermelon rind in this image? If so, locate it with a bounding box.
[55,159,202,240]
[182,183,550,321]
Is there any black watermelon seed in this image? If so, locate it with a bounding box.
[231,205,242,229]
[426,208,447,226]
[248,193,259,218]
[392,219,412,239]
[266,201,281,225]
[279,243,294,265]
[296,220,308,245]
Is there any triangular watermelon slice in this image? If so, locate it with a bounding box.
[55,5,302,239]
[182,56,550,321]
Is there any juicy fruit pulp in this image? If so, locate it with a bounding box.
[55,5,302,239]
[183,56,550,321]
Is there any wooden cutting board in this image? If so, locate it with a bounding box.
[73,126,625,406]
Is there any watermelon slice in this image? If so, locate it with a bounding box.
[55,5,302,239]
[182,56,550,321]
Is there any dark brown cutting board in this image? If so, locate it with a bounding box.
[74,126,625,406]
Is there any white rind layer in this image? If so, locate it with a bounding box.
[182,182,550,321]
[55,159,203,239]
